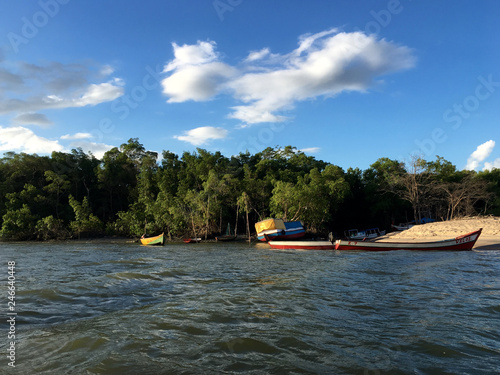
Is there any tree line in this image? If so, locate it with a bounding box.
[1,138,499,241]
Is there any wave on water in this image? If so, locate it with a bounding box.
[1,242,499,374]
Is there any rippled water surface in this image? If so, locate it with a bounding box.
[1,241,499,374]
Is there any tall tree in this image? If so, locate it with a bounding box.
[43,170,70,219]
[68,195,103,238]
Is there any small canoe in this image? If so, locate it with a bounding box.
[183,237,202,243]
[215,235,237,241]
[268,240,336,250]
[334,229,482,251]
[216,223,237,241]
[140,233,164,246]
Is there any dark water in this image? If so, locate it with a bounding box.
[0,241,499,374]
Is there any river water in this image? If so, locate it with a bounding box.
[0,241,499,374]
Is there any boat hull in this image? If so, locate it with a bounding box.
[258,229,305,242]
[215,235,237,241]
[140,233,164,246]
[334,229,482,251]
[268,240,336,250]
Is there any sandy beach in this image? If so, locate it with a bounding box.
[379,216,500,250]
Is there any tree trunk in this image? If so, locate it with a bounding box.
[234,203,239,236]
[205,195,210,240]
[246,206,250,242]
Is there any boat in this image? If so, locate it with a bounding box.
[215,223,237,241]
[183,237,202,243]
[391,222,414,231]
[140,232,164,246]
[345,228,385,240]
[268,240,336,250]
[255,218,305,242]
[334,229,482,251]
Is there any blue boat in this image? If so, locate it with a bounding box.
[255,219,305,242]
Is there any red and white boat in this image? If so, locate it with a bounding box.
[268,240,336,250]
[334,229,482,251]
[183,237,201,243]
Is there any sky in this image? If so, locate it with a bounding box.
[0,0,499,171]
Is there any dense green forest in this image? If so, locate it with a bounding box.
[1,138,499,241]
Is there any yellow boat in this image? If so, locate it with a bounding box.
[140,232,165,246]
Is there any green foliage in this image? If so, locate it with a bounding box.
[35,216,69,240]
[68,195,103,238]
[0,204,36,240]
[1,143,499,241]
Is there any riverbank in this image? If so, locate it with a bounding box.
[380,216,500,250]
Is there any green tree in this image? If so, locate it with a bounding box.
[270,180,304,222]
[237,192,251,241]
[43,170,70,219]
[477,168,500,215]
[35,215,69,240]
[0,204,36,240]
[182,189,206,238]
[68,195,103,238]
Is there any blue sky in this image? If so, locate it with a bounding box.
[0,0,499,171]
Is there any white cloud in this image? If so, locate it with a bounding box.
[61,132,93,140]
[162,41,236,103]
[0,126,64,154]
[162,62,235,103]
[484,159,500,171]
[0,61,124,116]
[164,41,219,72]
[300,147,321,154]
[466,140,495,170]
[245,48,271,62]
[67,141,114,159]
[100,65,115,76]
[161,29,415,125]
[174,126,228,146]
[12,112,53,127]
[73,81,124,107]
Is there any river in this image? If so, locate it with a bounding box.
[0,241,499,374]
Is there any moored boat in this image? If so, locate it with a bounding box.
[345,227,385,240]
[255,218,305,242]
[183,237,202,243]
[268,240,336,250]
[391,223,414,231]
[334,229,482,251]
[140,232,165,246]
[216,223,237,241]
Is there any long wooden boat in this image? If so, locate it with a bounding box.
[334,229,482,251]
[140,232,164,246]
[268,240,336,250]
[255,218,305,242]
